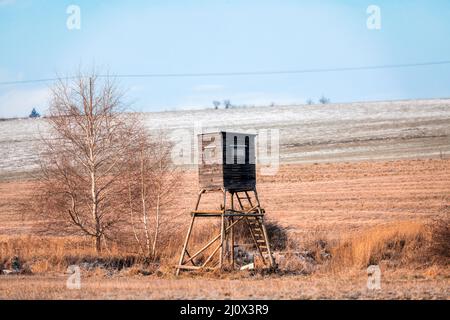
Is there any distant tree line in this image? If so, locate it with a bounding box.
[212,95,331,109]
[307,95,331,105]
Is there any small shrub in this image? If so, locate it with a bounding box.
[426,214,449,264]
[265,221,288,251]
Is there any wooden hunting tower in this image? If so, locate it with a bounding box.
[176,132,276,274]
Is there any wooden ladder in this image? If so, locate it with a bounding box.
[234,191,276,268]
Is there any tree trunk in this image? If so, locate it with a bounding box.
[95,235,102,254]
[152,192,160,259]
[140,153,151,258]
[152,159,163,259]
[88,77,102,254]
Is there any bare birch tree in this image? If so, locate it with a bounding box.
[34,72,141,253]
[126,131,178,260]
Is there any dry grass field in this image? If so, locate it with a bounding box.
[0,159,449,299]
[0,99,449,299]
[1,269,448,300]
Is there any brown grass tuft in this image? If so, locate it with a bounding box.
[329,221,426,270]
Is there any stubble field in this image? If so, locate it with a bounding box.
[0,99,449,299]
[0,159,448,299]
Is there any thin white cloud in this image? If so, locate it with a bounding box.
[0,87,50,118]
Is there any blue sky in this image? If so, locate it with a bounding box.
[1,0,450,117]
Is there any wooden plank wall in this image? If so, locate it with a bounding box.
[222,133,256,191]
[198,132,224,190]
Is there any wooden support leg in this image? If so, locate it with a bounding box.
[176,214,196,276]
[176,189,205,275]
[252,189,261,210]
[219,190,227,269]
[230,192,235,269]
[244,191,254,207]
[230,216,235,269]
[195,189,206,210]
